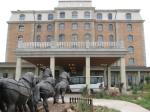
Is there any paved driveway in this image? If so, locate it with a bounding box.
[63,94,150,112]
[93,99,150,112]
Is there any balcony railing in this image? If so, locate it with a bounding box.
[17,41,124,49]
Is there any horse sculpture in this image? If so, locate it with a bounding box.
[54,70,70,104]
[33,68,55,112]
[0,72,36,112]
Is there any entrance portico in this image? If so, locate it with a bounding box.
[15,41,127,93]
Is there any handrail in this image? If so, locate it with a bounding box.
[18,41,124,49]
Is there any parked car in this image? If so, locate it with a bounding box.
[69,76,104,93]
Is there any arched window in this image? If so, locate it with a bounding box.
[84,33,91,42]
[59,23,65,30]
[108,13,112,20]
[109,35,114,47]
[109,35,114,42]
[47,24,53,31]
[97,24,103,31]
[72,34,78,42]
[126,13,132,20]
[128,46,134,53]
[48,14,53,20]
[128,58,135,65]
[37,24,41,32]
[109,24,113,31]
[59,34,65,42]
[47,35,53,42]
[35,35,41,42]
[127,24,132,31]
[84,23,91,29]
[37,14,42,20]
[97,13,102,20]
[60,12,65,18]
[19,14,25,21]
[84,11,90,19]
[72,11,78,19]
[18,35,23,41]
[128,35,134,42]
[18,24,24,32]
[72,23,78,30]
[98,35,104,47]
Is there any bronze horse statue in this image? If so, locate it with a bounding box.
[0,72,36,112]
[54,70,70,104]
[33,68,55,112]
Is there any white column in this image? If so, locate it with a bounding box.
[104,68,107,87]
[120,57,127,94]
[35,67,38,75]
[50,57,55,78]
[15,57,22,81]
[86,56,90,87]
[107,66,111,89]
[138,71,141,84]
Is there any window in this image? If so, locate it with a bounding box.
[18,35,23,41]
[37,25,41,32]
[126,13,132,20]
[98,35,104,47]
[127,24,132,31]
[108,13,112,20]
[84,11,90,19]
[72,11,78,19]
[18,25,24,32]
[19,14,25,21]
[97,13,102,20]
[128,46,134,53]
[48,14,53,20]
[47,35,53,42]
[60,12,65,18]
[59,34,65,42]
[47,24,53,31]
[72,23,78,30]
[109,35,114,42]
[128,58,135,65]
[72,34,78,42]
[35,35,41,42]
[84,23,91,30]
[128,35,134,42]
[97,24,103,31]
[59,23,65,30]
[37,14,42,20]
[109,24,113,31]
[84,33,91,42]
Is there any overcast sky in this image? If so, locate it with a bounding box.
[0,0,150,67]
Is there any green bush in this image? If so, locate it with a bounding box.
[95,91,106,98]
[95,106,120,112]
[76,100,91,112]
[131,85,138,94]
[81,85,89,96]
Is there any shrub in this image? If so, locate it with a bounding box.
[81,85,89,97]
[76,100,91,112]
[95,90,106,98]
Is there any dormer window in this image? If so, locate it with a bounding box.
[108,13,112,20]
[19,14,25,21]
[126,13,132,20]
[60,12,65,18]
[48,14,53,20]
[97,13,102,20]
[84,11,90,19]
[37,14,42,20]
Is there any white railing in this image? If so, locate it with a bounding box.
[18,41,124,49]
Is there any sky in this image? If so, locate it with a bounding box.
[0,0,150,67]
